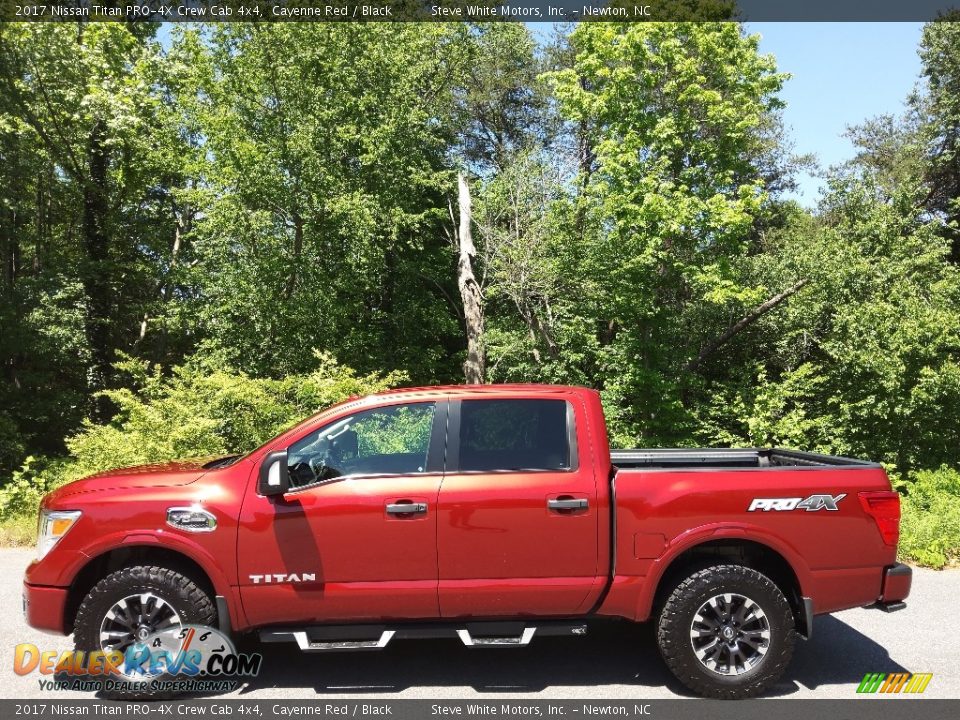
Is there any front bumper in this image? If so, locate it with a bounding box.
[22,582,69,635]
[876,562,912,610]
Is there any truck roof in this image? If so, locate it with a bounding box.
[366,383,592,399]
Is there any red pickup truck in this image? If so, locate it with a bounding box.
[24,384,910,699]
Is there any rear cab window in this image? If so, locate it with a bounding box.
[454,398,576,472]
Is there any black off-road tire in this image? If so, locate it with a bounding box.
[73,565,216,700]
[656,564,796,699]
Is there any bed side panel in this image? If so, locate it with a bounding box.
[599,466,896,620]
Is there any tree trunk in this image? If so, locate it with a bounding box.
[284,212,303,300]
[162,214,185,304]
[81,118,113,419]
[574,74,595,244]
[456,172,484,384]
[684,279,809,373]
[1,208,16,292]
[139,203,192,353]
[518,301,559,362]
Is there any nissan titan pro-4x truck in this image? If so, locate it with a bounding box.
[24,385,911,699]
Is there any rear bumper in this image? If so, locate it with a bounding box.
[22,582,69,635]
[878,562,912,605]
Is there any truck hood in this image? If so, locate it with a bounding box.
[43,457,227,503]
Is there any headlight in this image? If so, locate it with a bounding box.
[36,510,81,560]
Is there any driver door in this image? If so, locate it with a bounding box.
[238,400,446,625]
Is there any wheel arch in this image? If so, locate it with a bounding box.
[645,538,809,637]
[64,545,220,635]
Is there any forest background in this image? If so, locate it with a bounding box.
[1,17,959,566]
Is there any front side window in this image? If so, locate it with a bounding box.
[458,399,572,472]
[287,402,436,487]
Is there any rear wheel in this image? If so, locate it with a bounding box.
[656,564,796,699]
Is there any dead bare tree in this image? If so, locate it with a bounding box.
[456,172,485,384]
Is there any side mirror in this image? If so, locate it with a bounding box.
[258,451,290,497]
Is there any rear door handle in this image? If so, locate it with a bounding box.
[547,498,589,511]
[386,501,427,516]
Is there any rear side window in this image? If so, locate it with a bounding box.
[457,399,573,472]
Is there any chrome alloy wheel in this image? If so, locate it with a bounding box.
[98,592,183,656]
[689,592,771,676]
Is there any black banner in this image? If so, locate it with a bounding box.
[2,700,960,719]
[1,1,959,23]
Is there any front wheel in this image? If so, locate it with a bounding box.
[656,564,796,699]
[73,565,216,699]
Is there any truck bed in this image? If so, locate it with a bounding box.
[611,447,878,469]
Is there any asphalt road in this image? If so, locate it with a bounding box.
[3,548,958,699]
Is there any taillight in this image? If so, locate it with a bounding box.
[859,491,901,547]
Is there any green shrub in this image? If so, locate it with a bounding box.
[898,466,960,568]
[0,352,406,532]
[0,455,69,520]
[0,455,72,542]
[60,351,406,480]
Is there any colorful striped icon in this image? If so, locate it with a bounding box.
[857,672,933,694]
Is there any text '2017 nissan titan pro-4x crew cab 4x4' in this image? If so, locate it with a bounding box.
[23,384,911,699]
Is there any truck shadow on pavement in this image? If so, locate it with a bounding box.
[231,614,906,697]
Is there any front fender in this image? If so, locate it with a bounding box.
[26,528,233,600]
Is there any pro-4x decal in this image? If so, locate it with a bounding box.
[747,494,846,512]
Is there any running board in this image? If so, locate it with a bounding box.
[259,621,586,652]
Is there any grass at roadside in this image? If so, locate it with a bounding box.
[0,515,36,547]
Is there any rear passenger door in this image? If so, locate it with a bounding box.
[437,395,600,617]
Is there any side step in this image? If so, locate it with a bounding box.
[289,630,395,651]
[457,627,537,647]
[259,621,587,652]
[872,600,907,613]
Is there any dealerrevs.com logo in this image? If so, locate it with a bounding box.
[14,625,262,694]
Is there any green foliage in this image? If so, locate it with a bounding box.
[0,514,39,547]
[350,404,436,457]
[177,24,468,382]
[0,354,404,529]
[476,150,590,382]
[2,21,960,569]
[542,23,787,444]
[695,178,960,473]
[0,413,25,473]
[0,22,200,460]
[62,353,406,481]
[898,467,960,568]
[917,14,960,259]
[456,23,547,172]
[0,456,67,521]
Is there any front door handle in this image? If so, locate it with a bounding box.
[547,497,589,511]
[386,501,427,516]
